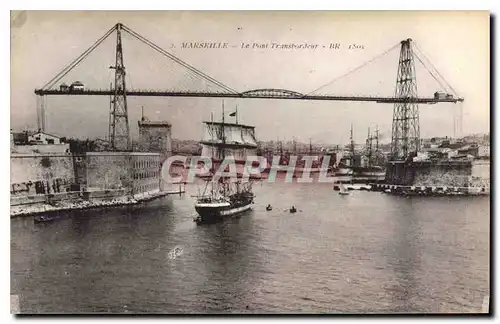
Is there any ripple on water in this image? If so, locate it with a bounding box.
[11,184,490,313]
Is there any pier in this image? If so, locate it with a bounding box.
[370,183,489,197]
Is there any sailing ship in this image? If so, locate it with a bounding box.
[294,138,330,174]
[334,125,385,179]
[260,138,289,173]
[334,124,356,176]
[194,103,256,224]
[262,138,330,177]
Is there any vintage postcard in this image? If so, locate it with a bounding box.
[10,11,490,314]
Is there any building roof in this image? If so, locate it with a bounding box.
[138,120,171,127]
[29,131,61,139]
[200,141,258,149]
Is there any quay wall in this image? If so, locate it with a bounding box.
[412,162,472,187]
[385,161,412,185]
[11,189,127,207]
[130,153,162,195]
[470,160,490,189]
[10,153,74,196]
[10,151,181,217]
[11,144,70,154]
[385,160,473,187]
[11,151,164,205]
[86,152,162,196]
[86,152,133,191]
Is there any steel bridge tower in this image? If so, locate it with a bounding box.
[109,23,130,151]
[390,38,420,160]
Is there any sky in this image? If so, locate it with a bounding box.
[10,11,489,145]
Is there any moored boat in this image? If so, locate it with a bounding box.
[338,184,350,195]
[34,215,54,223]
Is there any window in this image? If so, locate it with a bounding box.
[47,139,54,144]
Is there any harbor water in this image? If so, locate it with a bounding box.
[11,179,490,314]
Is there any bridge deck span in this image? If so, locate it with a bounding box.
[34,89,464,104]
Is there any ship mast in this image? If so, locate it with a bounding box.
[375,125,379,165]
[367,127,372,167]
[350,124,355,157]
[221,101,226,197]
[221,100,226,160]
[210,112,215,198]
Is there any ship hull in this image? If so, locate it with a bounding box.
[335,168,354,176]
[335,166,385,177]
[355,171,385,177]
[195,197,253,224]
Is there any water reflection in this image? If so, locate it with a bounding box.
[11,185,489,314]
[190,213,257,313]
[387,197,421,312]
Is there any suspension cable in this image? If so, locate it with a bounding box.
[121,24,238,94]
[124,26,237,94]
[305,42,401,96]
[412,50,449,93]
[413,42,460,97]
[42,25,117,90]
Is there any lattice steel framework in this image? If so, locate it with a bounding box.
[109,23,130,151]
[390,38,420,160]
[34,22,464,150]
